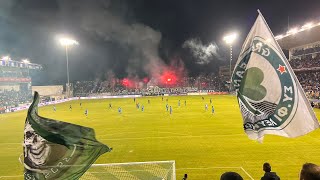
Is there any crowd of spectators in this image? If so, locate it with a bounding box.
[72,75,228,97]
[0,90,32,111]
[289,54,320,69]
[73,81,96,97]
[292,44,320,56]
[296,71,320,99]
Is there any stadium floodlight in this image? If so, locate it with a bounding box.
[58,36,79,98]
[2,56,10,61]
[22,59,30,64]
[302,22,313,29]
[59,37,79,46]
[223,33,237,92]
[223,33,237,45]
[287,28,298,35]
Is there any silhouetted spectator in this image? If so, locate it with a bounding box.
[300,163,320,180]
[220,172,243,180]
[261,162,280,180]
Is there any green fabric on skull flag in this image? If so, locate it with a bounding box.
[23,92,111,180]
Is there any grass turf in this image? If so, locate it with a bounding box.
[1,95,320,179]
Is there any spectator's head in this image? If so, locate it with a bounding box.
[263,162,272,172]
[220,172,243,180]
[300,163,320,180]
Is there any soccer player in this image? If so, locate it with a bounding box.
[184,100,186,106]
[210,98,212,104]
[162,96,163,101]
[182,174,188,180]
[148,99,150,104]
[109,103,112,109]
[169,106,172,114]
[205,104,208,111]
[211,105,214,114]
[69,105,72,111]
[53,105,56,112]
[118,107,122,114]
[166,104,169,111]
[134,97,136,102]
[141,105,144,112]
[178,100,180,107]
[202,96,204,100]
[85,109,88,117]
[80,102,82,107]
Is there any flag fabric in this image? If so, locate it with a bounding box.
[231,11,319,141]
[24,92,111,179]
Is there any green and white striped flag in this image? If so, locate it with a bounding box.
[24,92,111,179]
[232,11,319,141]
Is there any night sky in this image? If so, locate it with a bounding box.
[0,0,319,85]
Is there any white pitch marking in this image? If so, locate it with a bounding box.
[240,166,254,180]
[101,134,244,141]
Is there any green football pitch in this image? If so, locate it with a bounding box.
[1,95,320,179]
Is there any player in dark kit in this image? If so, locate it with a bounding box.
[85,109,88,117]
[69,105,72,111]
[109,103,112,109]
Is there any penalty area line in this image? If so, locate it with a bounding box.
[0,175,23,179]
[176,166,241,170]
[240,166,254,180]
[100,134,244,141]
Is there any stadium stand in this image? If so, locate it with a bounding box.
[277,26,320,108]
[0,58,41,112]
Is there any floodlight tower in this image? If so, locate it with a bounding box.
[59,37,79,98]
[223,33,237,92]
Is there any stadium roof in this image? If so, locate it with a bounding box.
[276,23,320,50]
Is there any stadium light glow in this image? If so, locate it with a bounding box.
[302,22,313,29]
[2,56,10,61]
[275,34,283,40]
[59,37,79,46]
[22,59,30,64]
[275,19,320,40]
[223,33,237,45]
[287,28,298,35]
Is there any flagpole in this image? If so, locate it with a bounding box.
[257,9,318,121]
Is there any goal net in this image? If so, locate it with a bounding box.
[80,160,176,180]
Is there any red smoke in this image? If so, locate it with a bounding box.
[143,77,149,83]
[121,78,134,88]
[160,70,177,86]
